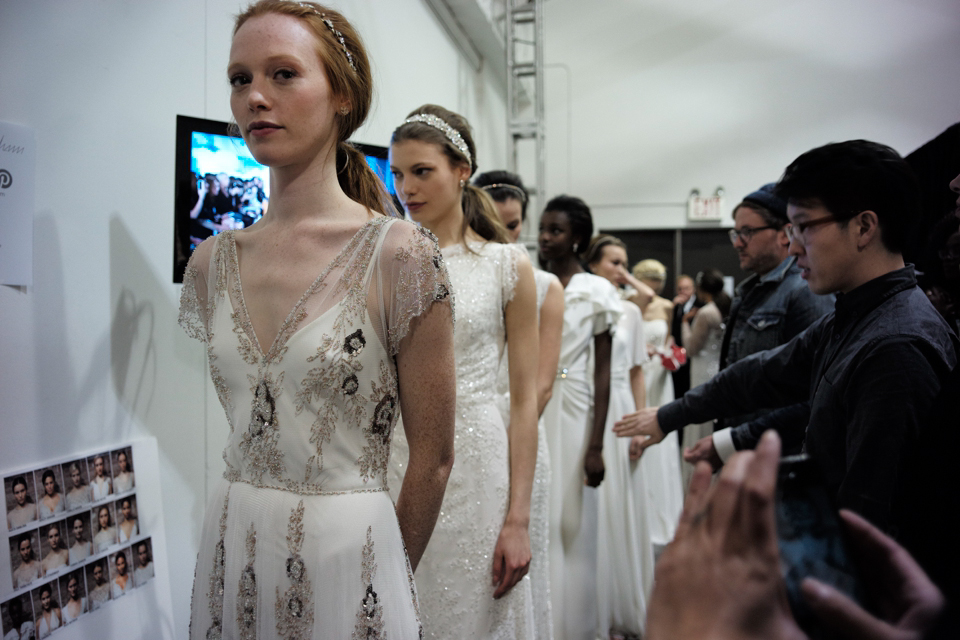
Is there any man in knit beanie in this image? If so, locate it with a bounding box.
[683,183,834,466]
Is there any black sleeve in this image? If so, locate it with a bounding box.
[729,402,810,452]
[657,316,825,433]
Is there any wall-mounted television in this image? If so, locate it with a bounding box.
[173,115,393,283]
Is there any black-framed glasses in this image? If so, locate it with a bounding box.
[728,225,776,244]
[786,215,837,244]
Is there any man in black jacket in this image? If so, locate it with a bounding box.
[615,140,959,600]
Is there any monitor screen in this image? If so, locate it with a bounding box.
[173,115,392,283]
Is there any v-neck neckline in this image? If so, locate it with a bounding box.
[226,216,385,362]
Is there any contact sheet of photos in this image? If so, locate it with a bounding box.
[2,447,156,638]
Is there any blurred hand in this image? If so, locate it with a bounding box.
[613,407,665,459]
[629,435,646,461]
[684,436,722,470]
[802,510,945,640]
[584,448,605,487]
[682,307,699,323]
[491,520,531,599]
[647,431,806,640]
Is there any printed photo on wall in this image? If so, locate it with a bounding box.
[1,592,35,639]
[38,519,69,579]
[84,558,111,612]
[109,547,134,600]
[115,494,139,544]
[35,468,65,522]
[5,474,38,532]
[31,579,62,638]
[66,511,93,566]
[9,529,41,591]
[91,504,118,554]
[59,569,87,625]
[111,447,135,494]
[63,460,92,512]
[86,454,113,502]
[132,537,154,588]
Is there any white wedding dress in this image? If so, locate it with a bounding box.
[681,301,724,490]
[597,300,653,637]
[543,272,622,640]
[391,240,535,639]
[496,267,559,640]
[635,318,684,549]
[181,217,452,639]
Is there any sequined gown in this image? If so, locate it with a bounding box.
[496,267,560,640]
[543,272,621,640]
[180,217,452,640]
[391,240,535,639]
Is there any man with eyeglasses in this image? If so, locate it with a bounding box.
[616,140,959,600]
[683,183,834,468]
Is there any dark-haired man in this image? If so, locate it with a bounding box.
[616,140,959,597]
[682,183,834,465]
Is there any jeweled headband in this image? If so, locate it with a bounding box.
[296,2,357,72]
[480,183,527,203]
[403,114,472,168]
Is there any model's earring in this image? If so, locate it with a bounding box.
[573,243,579,253]
[339,106,350,115]
[459,179,465,188]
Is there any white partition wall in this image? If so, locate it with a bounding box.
[0,1,506,636]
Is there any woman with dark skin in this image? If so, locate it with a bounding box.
[117,498,138,542]
[538,195,620,638]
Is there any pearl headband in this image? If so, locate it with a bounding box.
[403,114,472,168]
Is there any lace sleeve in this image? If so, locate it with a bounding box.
[380,221,455,356]
[177,236,216,342]
[499,243,528,309]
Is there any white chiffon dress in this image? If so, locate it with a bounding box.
[180,217,453,640]
[597,300,653,638]
[391,240,535,639]
[680,301,724,490]
[543,272,621,640]
[495,267,560,640]
[635,318,684,549]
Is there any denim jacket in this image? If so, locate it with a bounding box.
[716,256,834,448]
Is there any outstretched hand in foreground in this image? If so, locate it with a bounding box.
[646,430,946,640]
[802,509,944,640]
[613,407,664,457]
[646,430,806,640]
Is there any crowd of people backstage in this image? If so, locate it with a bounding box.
[175,2,958,639]
[186,170,268,248]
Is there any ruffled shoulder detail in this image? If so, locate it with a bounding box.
[565,272,623,336]
[498,243,528,308]
[533,269,559,311]
[381,221,455,356]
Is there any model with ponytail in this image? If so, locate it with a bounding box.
[180,3,456,637]
[389,105,539,637]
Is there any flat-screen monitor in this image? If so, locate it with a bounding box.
[173,115,393,283]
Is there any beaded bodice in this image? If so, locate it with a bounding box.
[179,217,452,495]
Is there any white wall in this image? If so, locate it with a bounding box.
[0,0,505,634]
[542,0,960,230]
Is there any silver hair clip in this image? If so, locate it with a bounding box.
[320,14,356,73]
[403,114,472,168]
[481,183,527,203]
[296,3,356,72]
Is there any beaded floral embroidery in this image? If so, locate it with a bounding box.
[205,492,230,640]
[237,524,258,640]
[352,526,385,639]
[276,501,314,638]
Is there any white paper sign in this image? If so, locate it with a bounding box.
[0,121,35,286]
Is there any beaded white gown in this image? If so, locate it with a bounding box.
[597,300,653,637]
[635,319,684,548]
[180,217,452,640]
[543,272,622,640]
[391,240,535,639]
[496,267,559,640]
